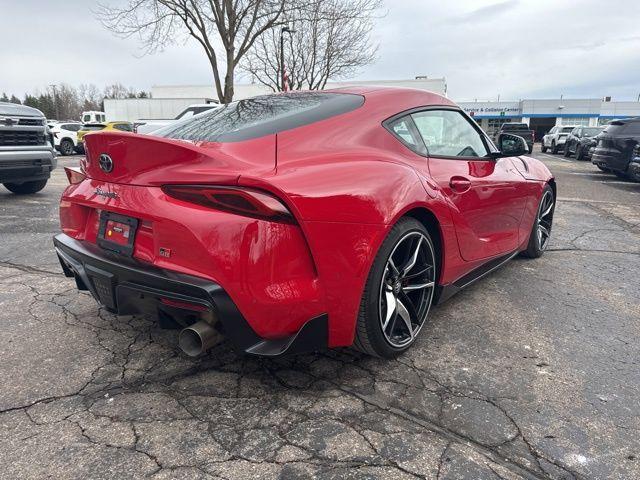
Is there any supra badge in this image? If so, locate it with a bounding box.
[99,153,114,173]
[94,187,118,199]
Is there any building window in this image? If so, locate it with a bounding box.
[562,117,591,126]
[486,118,521,136]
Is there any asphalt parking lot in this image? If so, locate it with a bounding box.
[1,148,639,480]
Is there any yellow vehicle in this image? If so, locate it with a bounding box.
[77,121,134,151]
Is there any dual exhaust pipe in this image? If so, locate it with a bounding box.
[178,320,222,357]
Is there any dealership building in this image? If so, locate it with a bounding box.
[458,98,640,140]
[104,76,640,139]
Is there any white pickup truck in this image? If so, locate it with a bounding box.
[135,104,219,135]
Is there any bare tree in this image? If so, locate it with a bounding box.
[96,0,289,103]
[242,0,381,92]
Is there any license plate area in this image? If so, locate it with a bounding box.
[97,211,138,257]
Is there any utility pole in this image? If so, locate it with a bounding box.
[280,27,295,92]
[49,84,59,119]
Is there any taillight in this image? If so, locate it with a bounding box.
[64,166,86,185]
[162,185,296,224]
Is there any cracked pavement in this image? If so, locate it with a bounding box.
[1,149,639,479]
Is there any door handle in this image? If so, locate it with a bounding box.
[449,176,471,193]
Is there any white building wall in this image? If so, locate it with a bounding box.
[151,77,447,101]
[104,98,215,122]
[600,101,640,118]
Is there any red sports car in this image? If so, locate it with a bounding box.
[54,87,555,358]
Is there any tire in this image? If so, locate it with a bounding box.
[541,142,548,153]
[353,218,437,358]
[60,139,74,156]
[3,179,48,194]
[614,170,628,179]
[521,184,554,259]
[551,141,558,154]
[575,145,584,161]
[596,165,609,172]
[563,143,571,157]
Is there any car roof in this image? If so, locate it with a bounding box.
[323,86,455,118]
[186,103,219,108]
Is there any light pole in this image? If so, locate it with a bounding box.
[280,26,295,91]
[49,84,59,119]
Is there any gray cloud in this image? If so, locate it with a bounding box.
[1,0,639,101]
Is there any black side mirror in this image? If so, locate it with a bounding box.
[497,133,529,156]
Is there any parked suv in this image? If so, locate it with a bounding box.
[541,125,578,154]
[0,102,56,194]
[591,118,640,181]
[563,126,604,160]
[49,121,82,156]
[493,122,534,153]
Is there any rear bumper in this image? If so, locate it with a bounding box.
[591,149,628,172]
[53,233,328,356]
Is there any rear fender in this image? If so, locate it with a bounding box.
[250,160,457,346]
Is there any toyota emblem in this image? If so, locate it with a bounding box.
[98,154,114,173]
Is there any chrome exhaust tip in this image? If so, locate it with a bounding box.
[178,320,222,357]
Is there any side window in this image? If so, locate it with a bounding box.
[176,108,196,120]
[83,115,90,123]
[411,110,489,158]
[624,123,640,134]
[387,116,426,155]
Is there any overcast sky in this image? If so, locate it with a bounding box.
[2,0,640,101]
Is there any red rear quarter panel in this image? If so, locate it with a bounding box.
[235,89,466,345]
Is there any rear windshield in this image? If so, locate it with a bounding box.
[502,123,528,130]
[604,121,627,134]
[82,124,106,131]
[583,127,602,137]
[155,92,364,142]
[561,127,574,133]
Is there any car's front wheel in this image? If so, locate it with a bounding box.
[551,141,559,154]
[3,179,48,194]
[563,142,571,157]
[354,218,437,358]
[60,139,75,156]
[521,185,554,258]
[575,144,584,160]
[541,141,548,153]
